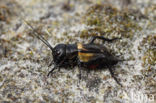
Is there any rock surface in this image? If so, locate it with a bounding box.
[0,0,155,102]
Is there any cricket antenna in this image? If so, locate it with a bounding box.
[24,20,54,51]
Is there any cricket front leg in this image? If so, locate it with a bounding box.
[48,60,54,67]
[47,66,57,77]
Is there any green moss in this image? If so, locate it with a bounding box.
[81,4,142,38]
[141,35,156,82]
[0,75,3,82]
[142,35,156,67]
[0,0,21,23]
[142,49,156,66]
[0,5,10,22]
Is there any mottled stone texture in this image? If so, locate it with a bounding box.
[0,0,155,102]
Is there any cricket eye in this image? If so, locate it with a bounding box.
[56,51,60,55]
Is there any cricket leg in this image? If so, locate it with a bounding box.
[47,66,57,77]
[108,67,122,87]
[89,36,120,44]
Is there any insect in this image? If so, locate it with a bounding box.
[24,20,123,86]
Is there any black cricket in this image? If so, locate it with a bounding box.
[25,21,122,86]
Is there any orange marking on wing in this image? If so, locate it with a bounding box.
[77,43,87,50]
[78,52,94,62]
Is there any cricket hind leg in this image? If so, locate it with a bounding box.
[108,66,122,87]
[77,60,82,80]
[89,36,120,44]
